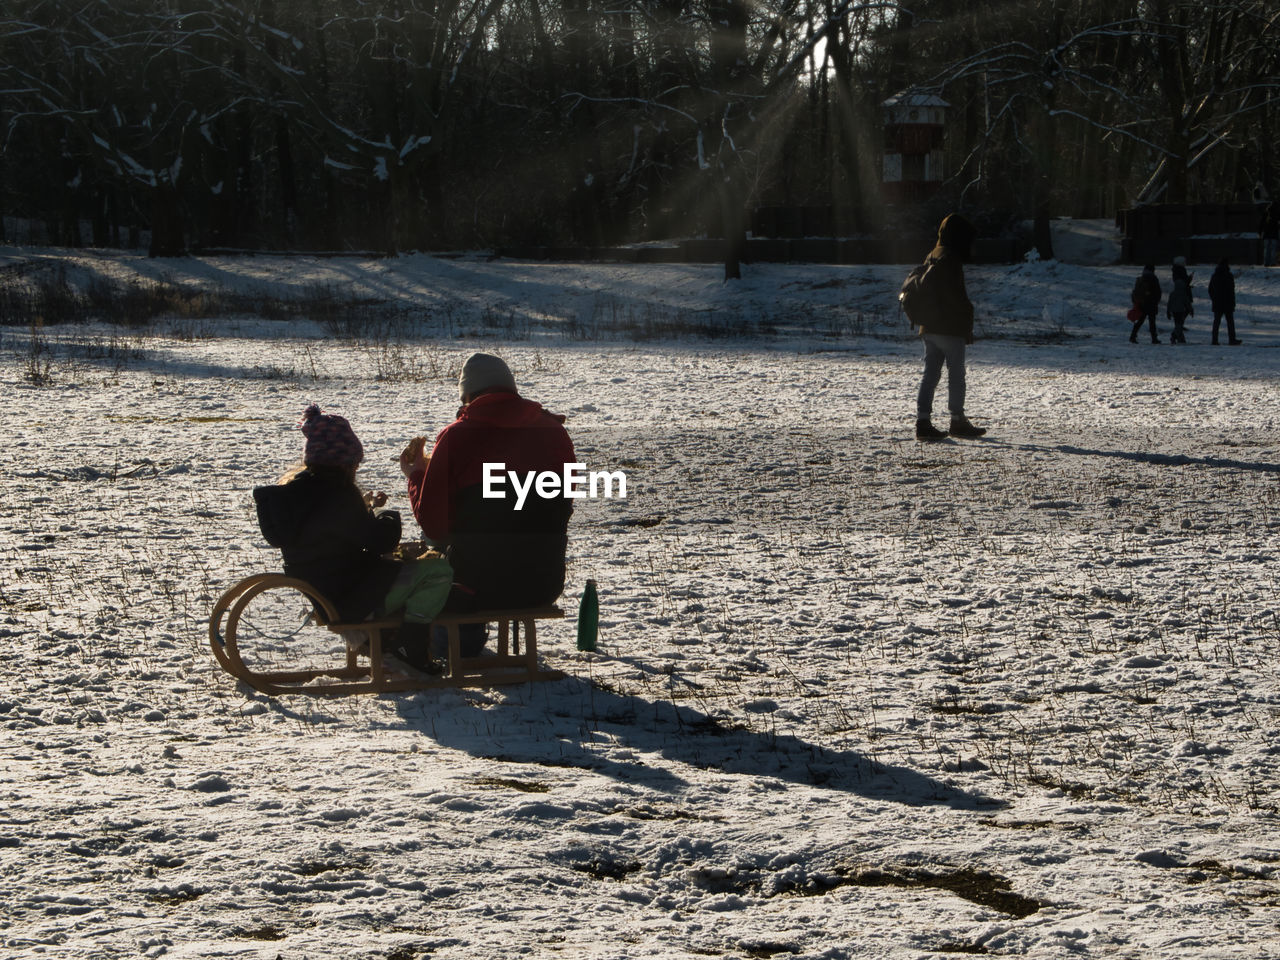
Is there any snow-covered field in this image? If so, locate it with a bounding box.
[4,230,1280,959]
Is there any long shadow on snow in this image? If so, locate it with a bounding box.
[991,439,1280,474]
[392,676,1003,810]
[37,342,316,383]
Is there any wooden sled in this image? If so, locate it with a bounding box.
[208,573,565,695]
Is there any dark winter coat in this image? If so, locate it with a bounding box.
[1260,206,1280,240]
[918,214,976,340]
[1167,266,1193,316]
[254,466,402,620]
[1208,263,1236,313]
[1132,271,1162,315]
[407,391,575,611]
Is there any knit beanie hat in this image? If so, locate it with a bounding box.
[459,353,517,401]
[299,404,363,468]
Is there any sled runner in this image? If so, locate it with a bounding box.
[208,573,564,695]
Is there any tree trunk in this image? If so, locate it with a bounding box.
[1033,5,1062,260]
[380,178,397,257]
[564,0,603,248]
[148,184,185,257]
[720,173,745,281]
[709,0,748,280]
[1033,190,1054,261]
[108,186,121,247]
[91,184,109,247]
[275,115,298,246]
[886,7,915,97]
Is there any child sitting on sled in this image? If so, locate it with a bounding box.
[253,404,451,669]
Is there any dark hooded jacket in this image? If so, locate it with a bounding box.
[919,214,976,339]
[1260,204,1280,240]
[254,467,402,620]
[407,391,575,611]
[1208,262,1236,313]
[1167,263,1193,316]
[1132,268,1162,314]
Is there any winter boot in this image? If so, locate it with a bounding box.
[949,416,987,438]
[916,419,948,441]
[386,621,443,675]
[432,622,488,659]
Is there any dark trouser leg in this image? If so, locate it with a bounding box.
[435,586,488,658]
[941,338,968,417]
[1146,311,1159,342]
[917,336,946,420]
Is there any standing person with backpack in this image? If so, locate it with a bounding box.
[1166,257,1194,344]
[906,212,987,441]
[1130,264,1162,344]
[1208,258,1241,345]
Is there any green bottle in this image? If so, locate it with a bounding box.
[576,579,598,652]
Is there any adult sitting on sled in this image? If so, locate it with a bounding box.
[398,354,575,660]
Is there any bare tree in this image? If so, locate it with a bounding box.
[4,0,1273,257]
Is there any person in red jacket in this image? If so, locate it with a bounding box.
[398,354,575,656]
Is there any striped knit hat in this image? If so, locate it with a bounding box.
[299,404,363,468]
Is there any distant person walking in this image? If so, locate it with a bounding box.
[1208,258,1242,345]
[1130,264,1162,344]
[1261,202,1280,267]
[1166,257,1193,344]
[913,213,987,441]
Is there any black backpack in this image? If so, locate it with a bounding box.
[899,260,938,329]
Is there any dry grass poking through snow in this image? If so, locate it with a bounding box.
[4,254,1280,958]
